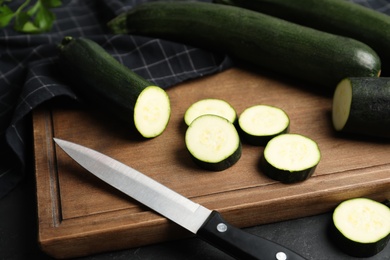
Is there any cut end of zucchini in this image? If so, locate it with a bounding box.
[134,86,171,138]
[184,98,237,126]
[332,198,390,257]
[261,134,321,183]
[332,79,352,131]
[238,105,289,145]
[107,12,129,34]
[185,114,241,171]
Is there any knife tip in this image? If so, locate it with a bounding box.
[53,137,66,146]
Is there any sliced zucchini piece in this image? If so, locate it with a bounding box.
[185,114,241,171]
[184,98,237,126]
[332,77,390,138]
[260,134,320,183]
[238,105,289,146]
[332,198,390,257]
[134,86,171,138]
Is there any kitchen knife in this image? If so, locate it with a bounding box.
[54,138,308,260]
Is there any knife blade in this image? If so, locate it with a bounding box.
[54,138,308,260]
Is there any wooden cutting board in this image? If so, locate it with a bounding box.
[33,67,390,259]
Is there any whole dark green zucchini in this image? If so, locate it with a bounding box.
[214,0,390,74]
[58,36,171,138]
[108,1,381,89]
[332,77,390,138]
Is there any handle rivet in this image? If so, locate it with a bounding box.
[276,252,287,260]
[216,223,227,232]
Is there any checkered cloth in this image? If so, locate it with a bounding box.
[0,0,232,198]
[0,0,389,198]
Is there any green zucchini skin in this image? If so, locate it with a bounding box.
[239,128,288,147]
[259,154,316,183]
[58,36,170,137]
[192,142,242,171]
[215,0,390,74]
[59,37,147,114]
[332,77,390,138]
[108,1,381,89]
[331,224,389,258]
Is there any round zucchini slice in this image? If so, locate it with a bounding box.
[260,134,320,183]
[134,86,171,138]
[332,198,390,257]
[238,105,289,146]
[184,98,237,126]
[185,114,241,171]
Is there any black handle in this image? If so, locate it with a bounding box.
[197,211,308,260]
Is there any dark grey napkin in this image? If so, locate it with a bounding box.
[1,0,389,199]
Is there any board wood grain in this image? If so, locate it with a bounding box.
[33,67,390,259]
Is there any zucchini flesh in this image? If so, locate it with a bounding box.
[184,98,237,126]
[260,134,320,183]
[58,37,171,138]
[332,77,390,138]
[134,86,171,138]
[332,198,390,257]
[185,114,241,171]
[108,1,381,89]
[215,0,390,74]
[238,105,289,146]
[332,80,352,132]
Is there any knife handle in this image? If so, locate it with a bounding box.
[197,211,308,260]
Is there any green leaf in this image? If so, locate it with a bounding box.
[27,0,40,16]
[1,0,62,33]
[19,20,41,33]
[14,11,30,31]
[34,3,55,31]
[0,5,14,28]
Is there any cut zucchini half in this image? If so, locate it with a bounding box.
[238,105,289,146]
[184,98,237,126]
[58,37,171,139]
[185,114,241,171]
[332,198,390,257]
[260,134,320,183]
[332,77,390,138]
[134,86,171,138]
